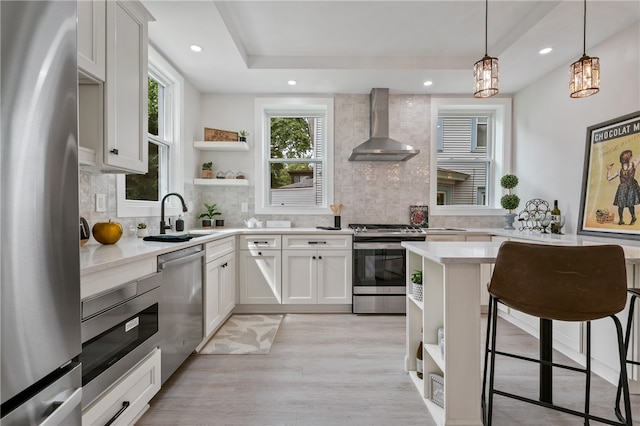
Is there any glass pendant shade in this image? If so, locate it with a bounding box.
[569,0,600,98]
[474,55,499,98]
[569,55,600,98]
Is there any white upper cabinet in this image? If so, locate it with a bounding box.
[77,0,106,81]
[78,0,153,174]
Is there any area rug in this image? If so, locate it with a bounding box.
[199,314,283,355]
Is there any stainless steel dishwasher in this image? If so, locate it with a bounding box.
[157,245,204,384]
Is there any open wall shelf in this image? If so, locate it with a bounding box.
[193,141,249,151]
[193,178,249,187]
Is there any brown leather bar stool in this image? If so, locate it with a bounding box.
[481,241,633,426]
[615,288,640,422]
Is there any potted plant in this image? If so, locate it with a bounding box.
[199,203,221,228]
[238,130,248,142]
[500,174,520,230]
[136,222,149,238]
[202,162,213,179]
[411,270,423,302]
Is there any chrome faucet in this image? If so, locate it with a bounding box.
[160,192,188,234]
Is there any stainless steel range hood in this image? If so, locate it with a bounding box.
[349,88,420,162]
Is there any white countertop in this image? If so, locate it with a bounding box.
[403,230,640,264]
[80,227,353,275]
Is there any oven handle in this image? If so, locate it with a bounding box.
[353,242,404,250]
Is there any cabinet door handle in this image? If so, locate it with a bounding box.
[104,401,130,426]
[312,256,316,259]
[222,262,227,268]
[253,241,269,245]
[308,241,327,245]
[258,251,262,256]
[318,256,322,260]
[110,148,119,155]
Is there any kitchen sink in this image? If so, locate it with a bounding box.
[144,230,218,243]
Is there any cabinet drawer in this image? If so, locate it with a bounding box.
[283,235,352,250]
[206,236,235,263]
[240,235,281,250]
[82,348,160,426]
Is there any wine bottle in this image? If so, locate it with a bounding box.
[551,200,561,234]
[416,341,424,379]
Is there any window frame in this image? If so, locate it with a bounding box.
[430,97,512,216]
[254,97,334,215]
[116,46,183,218]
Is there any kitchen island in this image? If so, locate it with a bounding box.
[402,239,640,426]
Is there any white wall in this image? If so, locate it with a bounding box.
[513,22,640,235]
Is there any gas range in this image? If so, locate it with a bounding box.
[349,223,427,241]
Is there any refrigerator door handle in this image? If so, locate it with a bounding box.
[39,387,82,426]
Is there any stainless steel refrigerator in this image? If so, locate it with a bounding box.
[1,1,82,424]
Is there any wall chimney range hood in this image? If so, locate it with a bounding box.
[349,88,419,162]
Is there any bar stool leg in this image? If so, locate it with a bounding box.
[486,297,500,426]
[584,321,592,426]
[482,295,494,424]
[612,314,633,425]
[615,292,637,424]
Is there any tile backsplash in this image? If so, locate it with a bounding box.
[79,93,504,232]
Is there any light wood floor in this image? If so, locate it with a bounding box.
[138,314,639,426]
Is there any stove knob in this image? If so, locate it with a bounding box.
[362,226,367,232]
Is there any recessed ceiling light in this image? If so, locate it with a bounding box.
[423,81,433,87]
[539,47,552,55]
[288,80,297,86]
[190,44,203,53]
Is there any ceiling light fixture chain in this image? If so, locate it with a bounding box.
[473,0,499,98]
[569,0,600,98]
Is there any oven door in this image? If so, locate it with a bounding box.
[352,242,407,313]
[80,276,161,408]
[353,242,406,289]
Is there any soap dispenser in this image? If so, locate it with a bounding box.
[176,215,184,232]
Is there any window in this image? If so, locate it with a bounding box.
[430,97,512,216]
[124,76,169,202]
[117,47,183,218]
[437,115,491,206]
[254,98,334,214]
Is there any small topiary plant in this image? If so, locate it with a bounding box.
[500,174,520,213]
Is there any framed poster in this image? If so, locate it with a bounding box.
[578,111,640,240]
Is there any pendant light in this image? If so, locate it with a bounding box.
[569,0,600,98]
[473,0,499,98]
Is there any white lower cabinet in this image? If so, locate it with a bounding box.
[203,238,236,338]
[282,235,352,305]
[82,348,160,426]
[282,249,352,304]
[219,253,236,317]
[239,235,282,304]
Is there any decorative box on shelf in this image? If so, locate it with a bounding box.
[428,373,444,408]
[204,127,238,141]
